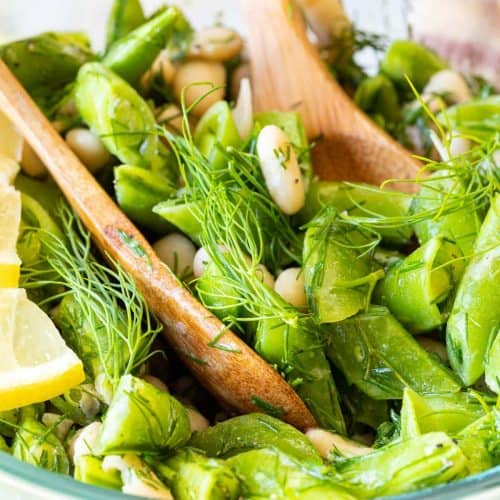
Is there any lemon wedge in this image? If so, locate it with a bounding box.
[0,154,20,185]
[0,184,21,287]
[0,109,23,162]
[0,288,85,411]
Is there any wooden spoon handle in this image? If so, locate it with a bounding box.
[0,59,315,429]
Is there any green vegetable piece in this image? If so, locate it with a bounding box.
[153,199,203,244]
[0,436,9,453]
[325,306,462,399]
[188,413,323,466]
[410,169,482,257]
[50,385,101,426]
[114,164,176,233]
[336,432,467,497]
[255,316,346,434]
[255,110,313,191]
[485,330,500,394]
[12,417,69,474]
[381,40,447,91]
[194,101,242,171]
[97,375,190,454]
[303,208,384,323]
[227,448,354,499]
[380,237,464,333]
[447,194,500,386]
[103,7,191,85]
[74,455,123,490]
[457,436,495,475]
[0,32,94,113]
[298,180,413,245]
[154,448,240,500]
[0,410,18,438]
[75,62,166,169]
[14,175,63,217]
[105,0,145,51]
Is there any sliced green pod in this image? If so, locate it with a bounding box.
[336,432,467,497]
[153,199,203,244]
[381,40,447,91]
[74,455,123,490]
[380,237,464,333]
[0,436,9,453]
[103,7,191,85]
[485,330,500,394]
[14,175,63,217]
[194,101,242,171]
[325,306,462,399]
[105,0,146,51]
[303,208,384,323]
[97,375,190,455]
[410,169,482,257]
[12,417,69,474]
[114,164,176,233]
[255,316,346,434]
[447,194,500,385]
[188,413,323,466]
[298,180,413,245]
[75,62,166,170]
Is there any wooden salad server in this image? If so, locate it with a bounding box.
[242,0,421,190]
[0,59,316,430]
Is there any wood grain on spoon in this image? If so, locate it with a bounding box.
[0,59,315,430]
[243,0,421,191]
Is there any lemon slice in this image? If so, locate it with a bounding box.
[0,288,85,411]
[0,184,21,287]
[0,109,23,162]
[0,154,20,185]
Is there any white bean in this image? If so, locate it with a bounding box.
[274,267,307,308]
[94,373,113,405]
[173,61,226,117]
[257,125,305,215]
[423,69,472,104]
[305,428,372,459]
[21,141,47,178]
[68,421,103,464]
[449,133,471,158]
[232,77,253,140]
[156,104,185,134]
[153,233,196,278]
[193,246,210,278]
[189,27,243,62]
[65,128,111,173]
[187,407,210,432]
[231,62,251,100]
[142,374,169,393]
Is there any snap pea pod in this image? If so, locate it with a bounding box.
[75,455,122,490]
[14,175,63,217]
[325,306,462,399]
[97,375,190,455]
[153,199,203,245]
[105,0,145,51]
[114,164,177,233]
[188,413,323,466]
[298,180,413,245]
[380,237,464,333]
[303,207,384,324]
[255,316,346,434]
[410,169,482,257]
[75,62,167,170]
[446,193,500,386]
[485,331,500,394]
[194,101,242,171]
[103,6,191,85]
[381,40,447,91]
[12,417,69,474]
[335,432,467,497]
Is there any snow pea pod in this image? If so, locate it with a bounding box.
[153,199,203,245]
[75,455,122,490]
[103,7,191,85]
[324,306,462,399]
[447,193,500,386]
[75,62,167,170]
[380,237,464,333]
[97,375,190,455]
[105,0,145,51]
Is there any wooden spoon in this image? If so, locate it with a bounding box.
[242,0,421,190]
[0,59,315,430]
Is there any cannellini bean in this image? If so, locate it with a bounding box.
[173,60,226,117]
[193,246,210,278]
[140,50,176,92]
[231,62,251,100]
[417,336,448,363]
[187,408,210,432]
[94,373,113,405]
[142,374,169,393]
[274,267,307,308]
[156,104,185,134]
[153,233,196,278]
[189,27,243,62]
[41,413,74,441]
[305,428,372,459]
[65,128,111,173]
[21,141,47,177]
[232,78,253,140]
[449,133,471,158]
[68,421,103,464]
[423,69,472,104]
[257,125,305,215]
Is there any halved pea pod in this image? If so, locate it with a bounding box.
[105,0,146,51]
[153,199,203,244]
[75,455,123,490]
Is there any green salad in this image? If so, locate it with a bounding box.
[0,0,499,498]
